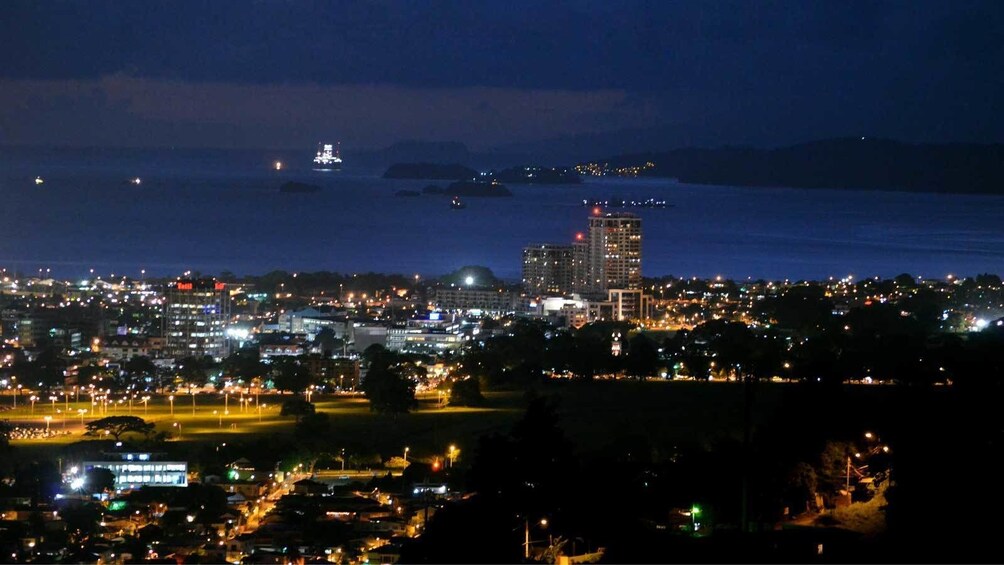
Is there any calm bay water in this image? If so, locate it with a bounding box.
[2,147,1002,280]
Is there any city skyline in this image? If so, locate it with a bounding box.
[3,3,1004,564]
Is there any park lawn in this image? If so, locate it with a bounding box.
[5,381,923,464]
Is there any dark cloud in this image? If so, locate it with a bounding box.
[0,0,1001,149]
[0,77,654,149]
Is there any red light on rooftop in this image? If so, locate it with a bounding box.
[575,233,584,241]
[592,207,602,216]
[432,459,441,472]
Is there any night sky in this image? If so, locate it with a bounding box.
[2,0,1002,152]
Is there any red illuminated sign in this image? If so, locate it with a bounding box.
[174,280,224,291]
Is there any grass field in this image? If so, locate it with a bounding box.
[3,381,923,464]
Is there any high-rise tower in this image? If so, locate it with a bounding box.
[522,244,574,296]
[586,211,642,292]
[164,279,230,360]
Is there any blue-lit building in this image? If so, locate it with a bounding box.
[83,452,188,490]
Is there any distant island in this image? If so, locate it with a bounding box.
[383,163,478,180]
[447,180,512,197]
[279,181,321,193]
[492,165,580,184]
[576,138,1004,194]
[383,163,579,185]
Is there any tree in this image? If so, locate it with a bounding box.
[625,333,660,378]
[280,398,316,422]
[61,502,104,539]
[818,440,855,494]
[295,412,331,439]
[0,421,11,453]
[122,356,158,388]
[222,349,266,382]
[783,462,819,514]
[123,356,156,378]
[404,396,578,562]
[176,356,212,388]
[271,359,312,393]
[84,416,155,441]
[83,467,116,495]
[362,343,396,368]
[361,364,416,414]
[449,377,486,407]
[77,364,112,388]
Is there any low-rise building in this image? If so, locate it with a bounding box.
[82,452,188,490]
[386,320,464,355]
[434,287,522,316]
[102,335,155,360]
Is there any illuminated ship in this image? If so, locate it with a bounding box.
[313,142,343,170]
[450,195,466,209]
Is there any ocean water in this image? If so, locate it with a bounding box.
[1,146,1002,280]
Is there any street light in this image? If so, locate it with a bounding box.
[169,395,174,416]
[77,408,87,425]
[404,447,410,463]
[214,410,221,427]
[30,395,37,414]
[44,416,52,433]
[690,505,702,532]
[524,517,548,559]
[141,396,150,415]
[173,422,182,440]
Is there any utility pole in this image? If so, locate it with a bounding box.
[741,371,753,534]
[846,456,852,494]
[525,518,530,560]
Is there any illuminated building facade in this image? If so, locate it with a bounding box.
[164,279,229,360]
[522,244,574,296]
[83,452,188,490]
[586,212,642,292]
[433,287,521,315]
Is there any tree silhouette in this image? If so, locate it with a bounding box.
[280,398,316,422]
[83,467,116,494]
[271,359,312,393]
[84,416,155,441]
[361,363,416,414]
[625,333,660,378]
[449,377,485,406]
